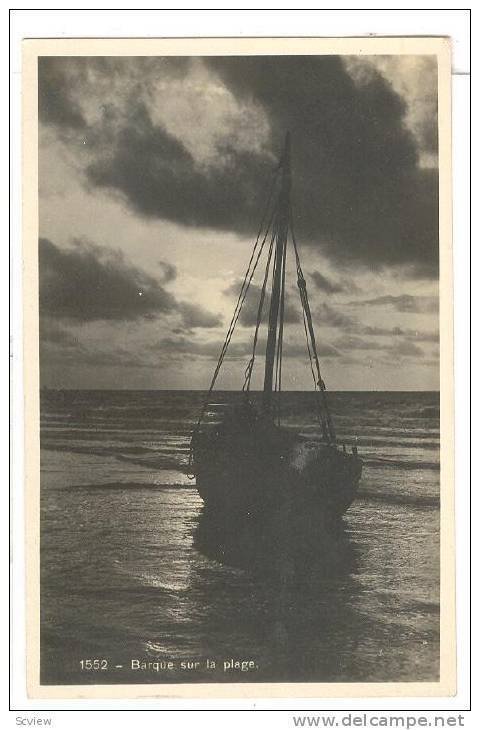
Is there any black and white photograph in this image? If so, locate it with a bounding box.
[23,36,455,697]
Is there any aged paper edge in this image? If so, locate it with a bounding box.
[22,35,455,700]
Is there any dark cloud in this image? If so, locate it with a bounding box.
[150,334,339,362]
[178,302,222,329]
[41,339,158,371]
[313,302,438,349]
[331,332,427,360]
[333,335,381,351]
[223,280,301,327]
[39,316,159,371]
[43,329,341,372]
[85,101,270,234]
[389,340,424,357]
[310,271,345,294]
[38,57,87,130]
[333,334,427,359]
[150,335,248,361]
[76,350,154,369]
[39,238,221,328]
[360,324,405,337]
[39,317,80,347]
[38,56,190,132]
[316,302,356,329]
[405,330,439,343]
[350,294,438,313]
[158,260,177,283]
[205,56,439,276]
[40,237,177,322]
[280,339,340,359]
[40,56,438,276]
[393,261,442,280]
[361,324,439,342]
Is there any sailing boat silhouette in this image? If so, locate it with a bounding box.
[189,133,362,525]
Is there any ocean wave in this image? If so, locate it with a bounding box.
[41,441,439,475]
[40,443,187,470]
[64,481,194,491]
[50,478,439,510]
[357,488,439,508]
[363,456,440,471]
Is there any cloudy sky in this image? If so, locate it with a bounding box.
[38,54,439,390]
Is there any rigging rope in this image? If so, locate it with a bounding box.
[274,225,287,425]
[243,219,277,393]
[188,152,339,480]
[187,169,280,476]
[289,205,336,444]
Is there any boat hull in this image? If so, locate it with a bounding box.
[191,408,362,523]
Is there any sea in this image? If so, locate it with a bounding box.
[40,390,440,685]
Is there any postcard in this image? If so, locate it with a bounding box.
[22,36,455,698]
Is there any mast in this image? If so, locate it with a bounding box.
[263,132,291,411]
